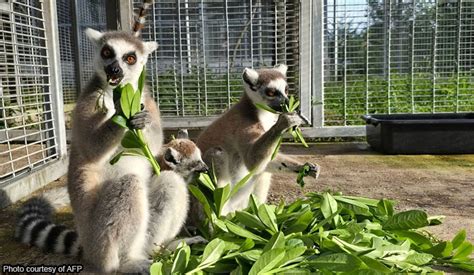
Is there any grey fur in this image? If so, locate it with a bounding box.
[195,65,319,219]
[67,29,162,273]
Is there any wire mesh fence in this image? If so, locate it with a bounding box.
[323,0,474,126]
[0,0,59,184]
[56,0,107,105]
[133,0,300,117]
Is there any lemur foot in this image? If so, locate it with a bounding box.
[130,110,151,129]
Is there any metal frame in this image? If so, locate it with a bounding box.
[0,0,68,208]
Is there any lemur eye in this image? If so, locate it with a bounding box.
[125,54,137,65]
[101,47,113,58]
[265,88,276,97]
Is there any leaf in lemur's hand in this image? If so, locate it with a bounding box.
[271,136,283,161]
[254,103,280,114]
[138,67,146,92]
[121,131,142,148]
[111,115,128,128]
[120,85,133,118]
[130,90,142,117]
[294,127,308,148]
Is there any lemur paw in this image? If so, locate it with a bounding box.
[278,113,305,130]
[129,110,151,129]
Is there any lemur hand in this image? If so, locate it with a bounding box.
[276,112,305,132]
[129,109,152,129]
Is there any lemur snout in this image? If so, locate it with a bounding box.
[195,162,209,173]
[104,61,123,86]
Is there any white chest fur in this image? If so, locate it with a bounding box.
[258,109,279,132]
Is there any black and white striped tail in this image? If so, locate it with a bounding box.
[15,197,81,258]
[132,0,154,37]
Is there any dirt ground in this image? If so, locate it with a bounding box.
[0,142,473,273]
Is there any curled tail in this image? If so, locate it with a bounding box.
[15,197,81,257]
[132,0,154,37]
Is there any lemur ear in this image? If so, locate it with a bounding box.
[143,41,158,55]
[164,147,180,165]
[85,28,103,44]
[177,129,189,139]
[274,64,288,76]
[242,68,259,88]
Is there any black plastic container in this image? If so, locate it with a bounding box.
[362,113,474,154]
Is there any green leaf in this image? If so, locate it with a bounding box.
[199,238,226,268]
[321,193,339,226]
[428,215,445,225]
[121,131,142,148]
[198,173,216,191]
[360,256,391,273]
[254,102,279,114]
[130,89,142,117]
[150,262,163,275]
[225,221,267,242]
[294,127,308,147]
[120,84,133,118]
[109,151,124,165]
[452,229,467,249]
[308,253,362,272]
[271,136,283,161]
[277,247,306,267]
[249,194,260,214]
[111,115,128,128]
[239,238,255,251]
[426,241,453,258]
[171,242,190,273]
[235,211,266,230]
[138,67,146,91]
[453,241,473,260]
[248,248,286,275]
[239,249,262,262]
[377,199,394,217]
[214,184,231,217]
[405,251,433,266]
[383,210,429,230]
[230,170,255,199]
[263,231,285,252]
[296,164,311,188]
[188,185,213,220]
[257,204,278,233]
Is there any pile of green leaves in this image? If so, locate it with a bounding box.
[108,68,161,175]
[150,172,474,274]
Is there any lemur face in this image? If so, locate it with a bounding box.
[161,139,208,182]
[242,64,289,112]
[85,28,158,87]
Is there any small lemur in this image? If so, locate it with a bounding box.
[195,64,319,216]
[15,1,163,272]
[147,130,208,254]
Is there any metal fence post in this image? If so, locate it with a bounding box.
[71,0,83,96]
[312,0,324,129]
[299,0,312,124]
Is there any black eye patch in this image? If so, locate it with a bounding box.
[100,45,115,59]
[164,149,179,165]
[123,51,137,65]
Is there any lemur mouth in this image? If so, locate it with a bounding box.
[107,75,123,86]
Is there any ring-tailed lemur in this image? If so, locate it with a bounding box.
[147,130,208,254]
[15,1,162,272]
[194,65,319,216]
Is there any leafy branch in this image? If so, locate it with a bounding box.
[109,68,161,175]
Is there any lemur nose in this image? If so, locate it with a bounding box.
[111,67,120,74]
